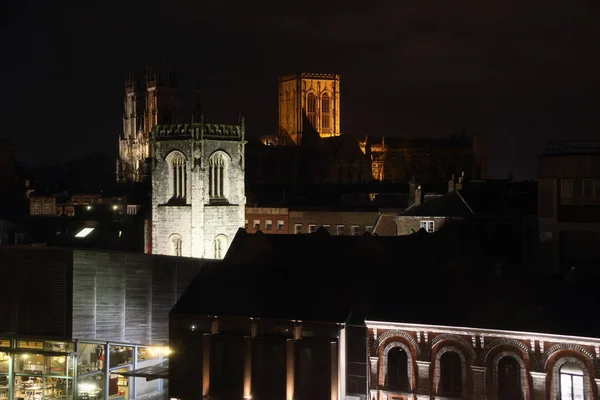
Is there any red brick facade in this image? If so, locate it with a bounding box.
[368,321,600,400]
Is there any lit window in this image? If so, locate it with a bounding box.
[308,224,316,233]
[33,204,40,215]
[420,221,434,233]
[560,362,584,400]
[265,220,272,230]
[336,225,345,236]
[75,228,94,238]
[253,220,260,230]
[351,226,360,236]
[294,224,302,234]
[321,94,330,129]
[307,93,317,128]
[209,153,227,200]
[277,220,285,231]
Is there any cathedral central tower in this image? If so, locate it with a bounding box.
[278,73,341,145]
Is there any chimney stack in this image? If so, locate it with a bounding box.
[415,185,422,206]
[448,174,456,193]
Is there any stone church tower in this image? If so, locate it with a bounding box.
[150,116,246,259]
[278,73,341,145]
[117,67,180,183]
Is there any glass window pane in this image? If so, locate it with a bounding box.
[109,367,131,399]
[16,354,46,374]
[560,373,572,399]
[573,375,584,400]
[78,372,105,400]
[109,346,133,368]
[44,377,72,400]
[79,343,105,374]
[14,376,43,399]
[0,353,9,373]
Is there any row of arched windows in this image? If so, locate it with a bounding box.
[383,346,588,399]
[167,151,230,201]
[170,234,228,259]
[306,93,331,130]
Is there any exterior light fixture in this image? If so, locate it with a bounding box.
[86,205,92,210]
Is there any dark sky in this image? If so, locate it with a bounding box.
[2,0,600,179]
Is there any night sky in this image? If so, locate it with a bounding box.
[2,0,600,179]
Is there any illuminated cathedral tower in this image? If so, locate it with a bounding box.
[117,67,180,182]
[278,73,341,145]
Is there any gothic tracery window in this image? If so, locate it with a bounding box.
[387,347,409,392]
[169,153,186,200]
[307,93,317,128]
[321,93,330,129]
[209,153,227,200]
[498,356,522,400]
[213,235,228,259]
[440,352,462,397]
[172,236,182,257]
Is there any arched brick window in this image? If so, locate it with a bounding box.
[559,362,584,400]
[498,356,522,400]
[321,94,330,129]
[440,352,462,397]
[387,347,409,391]
[307,93,317,128]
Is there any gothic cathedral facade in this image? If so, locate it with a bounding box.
[150,118,246,259]
[278,73,341,145]
[117,68,180,183]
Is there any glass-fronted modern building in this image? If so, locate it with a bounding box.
[1,247,212,400]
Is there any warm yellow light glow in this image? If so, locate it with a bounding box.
[86,205,92,210]
[75,227,94,238]
[22,354,29,360]
[113,205,118,210]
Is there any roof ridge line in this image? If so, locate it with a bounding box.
[455,190,475,215]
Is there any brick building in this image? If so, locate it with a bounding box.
[168,228,600,400]
[538,141,600,274]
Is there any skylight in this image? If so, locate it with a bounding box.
[75,227,94,238]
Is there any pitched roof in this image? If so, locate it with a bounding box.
[373,214,397,236]
[172,227,600,338]
[400,191,473,217]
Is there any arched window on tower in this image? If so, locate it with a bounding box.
[560,362,584,400]
[171,235,182,257]
[213,235,228,259]
[498,356,522,400]
[321,94,330,129]
[440,352,462,397]
[307,93,317,128]
[168,152,186,201]
[387,347,409,391]
[209,153,228,201]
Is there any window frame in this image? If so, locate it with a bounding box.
[420,220,434,233]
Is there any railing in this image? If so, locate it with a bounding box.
[152,123,243,140]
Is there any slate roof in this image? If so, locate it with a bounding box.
[172,227,600,338]
[373,214,398,236]
[400,191,473,217]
